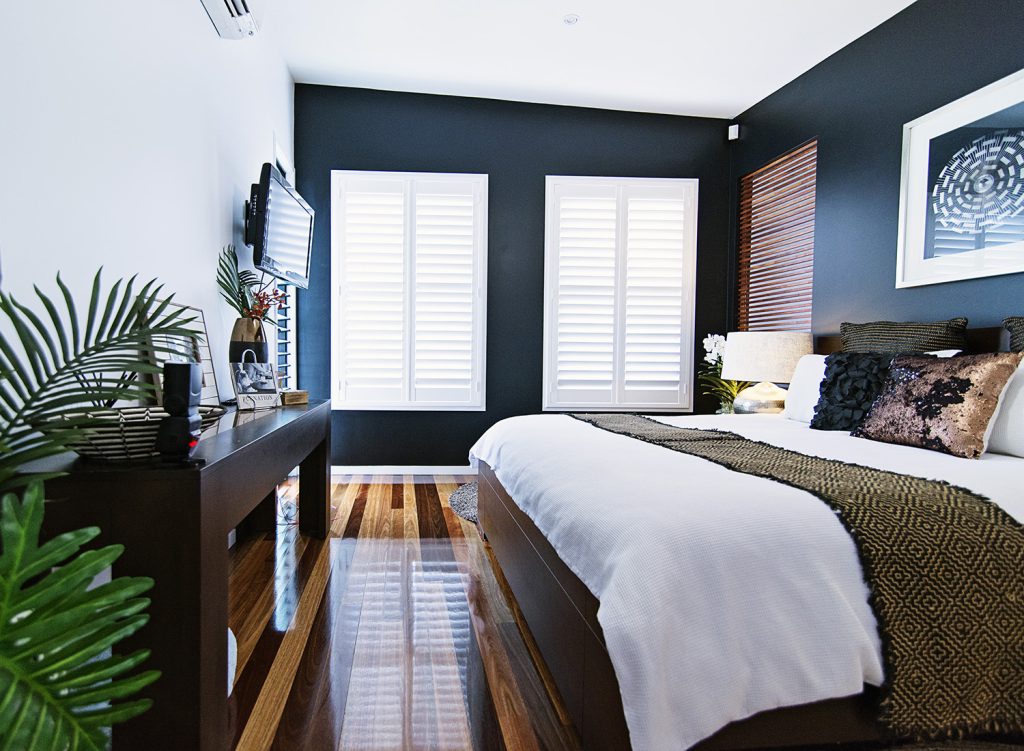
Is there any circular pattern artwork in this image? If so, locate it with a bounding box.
[931,129,1024,234]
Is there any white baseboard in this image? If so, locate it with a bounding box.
[332,465,477,476]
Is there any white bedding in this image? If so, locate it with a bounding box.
[469,414,1024,751]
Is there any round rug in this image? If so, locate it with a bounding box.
[448,481,478,523]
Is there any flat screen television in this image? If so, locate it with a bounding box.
[245,162,314,289]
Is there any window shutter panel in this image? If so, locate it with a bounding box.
[551,190,618,406]
[332,171,487,409]
[413,185,479,404]
[544,177,697,411]
[337,181,407,404]
[737,140,817,332]
[622,195,689,404]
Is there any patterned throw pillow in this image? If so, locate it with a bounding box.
[810,353,894,432]
[840,318,968,353]
[853,352,1024,458]
[1004,316,1024,353]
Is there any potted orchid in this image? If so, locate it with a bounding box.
[698,334,751,414]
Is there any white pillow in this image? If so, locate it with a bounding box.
[987,362,1024,457]
[782,354,827,423]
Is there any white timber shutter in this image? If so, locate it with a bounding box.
[332,171,487,410]
[543,176,697,411]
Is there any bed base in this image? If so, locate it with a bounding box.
[478,461,883,750]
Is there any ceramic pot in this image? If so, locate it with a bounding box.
[228,318,268,363]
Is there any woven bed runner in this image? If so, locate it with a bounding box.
[569,413,1024,742]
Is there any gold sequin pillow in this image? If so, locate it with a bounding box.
[853,352,1023,458]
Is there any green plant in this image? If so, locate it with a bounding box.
[216,246,283,325]
[216,246,259,320]
[0,270,196,493]
[698,334,751,414]
[0,481,158,750]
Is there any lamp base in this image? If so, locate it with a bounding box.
[733,381,788,414]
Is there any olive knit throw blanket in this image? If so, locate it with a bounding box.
[570,413,1024,741]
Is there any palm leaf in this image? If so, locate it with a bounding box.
[0,269,197,494]
[216,246,255,318]
[0,482,159,750]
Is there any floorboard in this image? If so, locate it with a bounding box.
[229,475,581,751]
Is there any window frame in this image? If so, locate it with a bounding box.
[542,175,699,413]
[330,170,488,411]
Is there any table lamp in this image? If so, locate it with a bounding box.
[720,331,813,414]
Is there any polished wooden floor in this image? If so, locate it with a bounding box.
[228,475,582,751]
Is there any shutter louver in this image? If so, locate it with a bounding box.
[332,172,487,409]
[554,194,618,405]
[544,177,697,411]
[413,191,477,403]
[339,188,406,403]
[623,197,687,403]
[737,140,817,332]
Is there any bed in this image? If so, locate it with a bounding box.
[469,332,1023,751]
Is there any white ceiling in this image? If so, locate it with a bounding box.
[271,0,916,119]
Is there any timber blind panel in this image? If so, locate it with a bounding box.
[737,139,817,332]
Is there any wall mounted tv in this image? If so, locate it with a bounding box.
[245,162,314,289]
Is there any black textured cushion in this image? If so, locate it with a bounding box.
[840,318,968,354]
[1004,316,1024,353]
[811,353,895,432]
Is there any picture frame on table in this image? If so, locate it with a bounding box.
[231,360,280,411]
[896,68,1024,288]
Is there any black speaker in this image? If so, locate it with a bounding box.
[156,362,203,463]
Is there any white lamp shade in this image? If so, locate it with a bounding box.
[719,331,813,384]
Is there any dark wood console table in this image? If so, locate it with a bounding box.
[31,400,331,750]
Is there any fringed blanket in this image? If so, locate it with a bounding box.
[570,413,1024,741]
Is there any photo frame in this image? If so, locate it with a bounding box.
[896,68,1024,288]
[231,360,280,411]
[145,303,220,405]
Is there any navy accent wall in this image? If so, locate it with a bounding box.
[730,0,1024,334]
[295,86,730,465]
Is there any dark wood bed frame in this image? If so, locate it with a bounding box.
[478,327,1006,750]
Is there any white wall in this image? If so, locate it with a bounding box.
[0,2,294,399]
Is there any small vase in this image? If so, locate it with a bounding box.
[717,401,735,415]
[229,318,268,363]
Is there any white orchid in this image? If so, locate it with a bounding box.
[702,334,726,364]
[698,333,748,413]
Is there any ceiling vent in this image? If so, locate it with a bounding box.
[200,0,261,39]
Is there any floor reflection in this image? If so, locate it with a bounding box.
[337,538,479,750]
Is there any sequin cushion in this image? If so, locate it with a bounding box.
[853,352,1024,458]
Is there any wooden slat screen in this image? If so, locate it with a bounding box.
[737,139,817,332]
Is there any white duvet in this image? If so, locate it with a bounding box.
[469,414,1024,751]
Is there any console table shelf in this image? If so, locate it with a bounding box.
[30,400,331,750]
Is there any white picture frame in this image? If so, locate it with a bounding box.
[896,68,1024,288]
[231,361,280,411]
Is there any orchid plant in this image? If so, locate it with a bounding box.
[698,334,751,414]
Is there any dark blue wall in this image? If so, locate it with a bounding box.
[295,86,731,465]
[730,0,1024,334]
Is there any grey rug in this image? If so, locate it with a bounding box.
[448,481,478,523]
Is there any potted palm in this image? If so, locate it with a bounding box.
[0,268,200,746]
[216,246,285,363]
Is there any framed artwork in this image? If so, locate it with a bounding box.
[146,303,220,405]
[896,68,1024,288]
[231,361,280,411]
